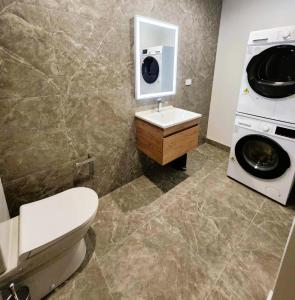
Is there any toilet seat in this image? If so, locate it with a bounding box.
[18,187,98,261]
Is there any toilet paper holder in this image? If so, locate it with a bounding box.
[75,156,96,168]
[73,155,96,186]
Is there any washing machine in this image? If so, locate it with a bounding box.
[237,25,295,124]
[140,46,174,95]
[227,113,295,205]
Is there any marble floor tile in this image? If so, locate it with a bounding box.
[92,187,162,259]
[46,144,294,299]
[144,143,224,192]
[92,175,194,259]
[91,146,226,260]
[46,231,112,300]
[253,199,295,244]
[46,254,112,300]
[206,278,237,300]
[143,163,189,193]
[218,177,267,221]
[107,175,164,213]
[213,224,287,300]
[195,143,229,164]
[186,149,222,178]
[209,161,231,184]
[161,176,251,280]
[98,217,215,300]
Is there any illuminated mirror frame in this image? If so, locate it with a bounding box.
[134,15,179,100]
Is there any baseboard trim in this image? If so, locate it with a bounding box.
[205,138,230,152]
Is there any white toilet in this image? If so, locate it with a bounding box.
[0,178,99,300]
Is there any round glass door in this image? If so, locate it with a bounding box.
[235,135,290,179]
[141,56,159,84]
[247,45,295,98]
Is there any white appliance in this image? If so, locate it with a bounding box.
[140,46,174,95]
[0,186,99,299]
[237,26,295,124]
[227,114,295,205]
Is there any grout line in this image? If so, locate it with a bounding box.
[97,164,226,294]
[96,166,228,294]
[96,160,222,265]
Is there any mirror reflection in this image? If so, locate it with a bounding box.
[135,16,178,100]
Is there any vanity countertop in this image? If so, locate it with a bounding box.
[135,106,202,129]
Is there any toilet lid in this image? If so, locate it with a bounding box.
[19,187,98,260]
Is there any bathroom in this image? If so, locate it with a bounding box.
[0,0,295,299]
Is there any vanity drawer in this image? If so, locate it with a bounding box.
[135,118,200,165]
[136,119,163,163]
[162,126,198,164]
[163,118,199,137]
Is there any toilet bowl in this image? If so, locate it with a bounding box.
[0,183,99,300]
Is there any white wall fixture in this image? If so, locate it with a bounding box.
[134,16,179,100]
[185,79,192,86]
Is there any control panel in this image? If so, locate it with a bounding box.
[235,116,295,140]
[277,28,295,42]
[248,26,295,45]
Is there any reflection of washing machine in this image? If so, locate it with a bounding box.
[227,114,295,205]
[140,46,174,95]
[237,26,295,124]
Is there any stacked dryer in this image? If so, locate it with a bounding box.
[227,26,295,205]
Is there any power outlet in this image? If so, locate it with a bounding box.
[185,79,192,86]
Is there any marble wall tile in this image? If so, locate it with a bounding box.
[2,160,75,215]
[0,47,59,99]
[0,10,55,77]
[0,128,76,182]
[0,95,63,130]
[0,0,222,214]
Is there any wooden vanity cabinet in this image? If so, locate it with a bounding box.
[135,118,201,165]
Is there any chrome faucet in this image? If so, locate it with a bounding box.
[156,98,165,112]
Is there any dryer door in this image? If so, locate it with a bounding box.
[247,45,295,98]
[141,56,159,84]
[235,134,290,179]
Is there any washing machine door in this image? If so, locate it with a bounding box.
[142,56,159,84]
[235,134,290,179]
[247,45,295,98]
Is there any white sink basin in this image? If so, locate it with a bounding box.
[135,106,202,129]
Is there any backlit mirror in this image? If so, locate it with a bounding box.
[134,16,179,100]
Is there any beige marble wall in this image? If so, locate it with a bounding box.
[0,0,222,216]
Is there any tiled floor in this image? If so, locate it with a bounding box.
[46,144,295,300]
